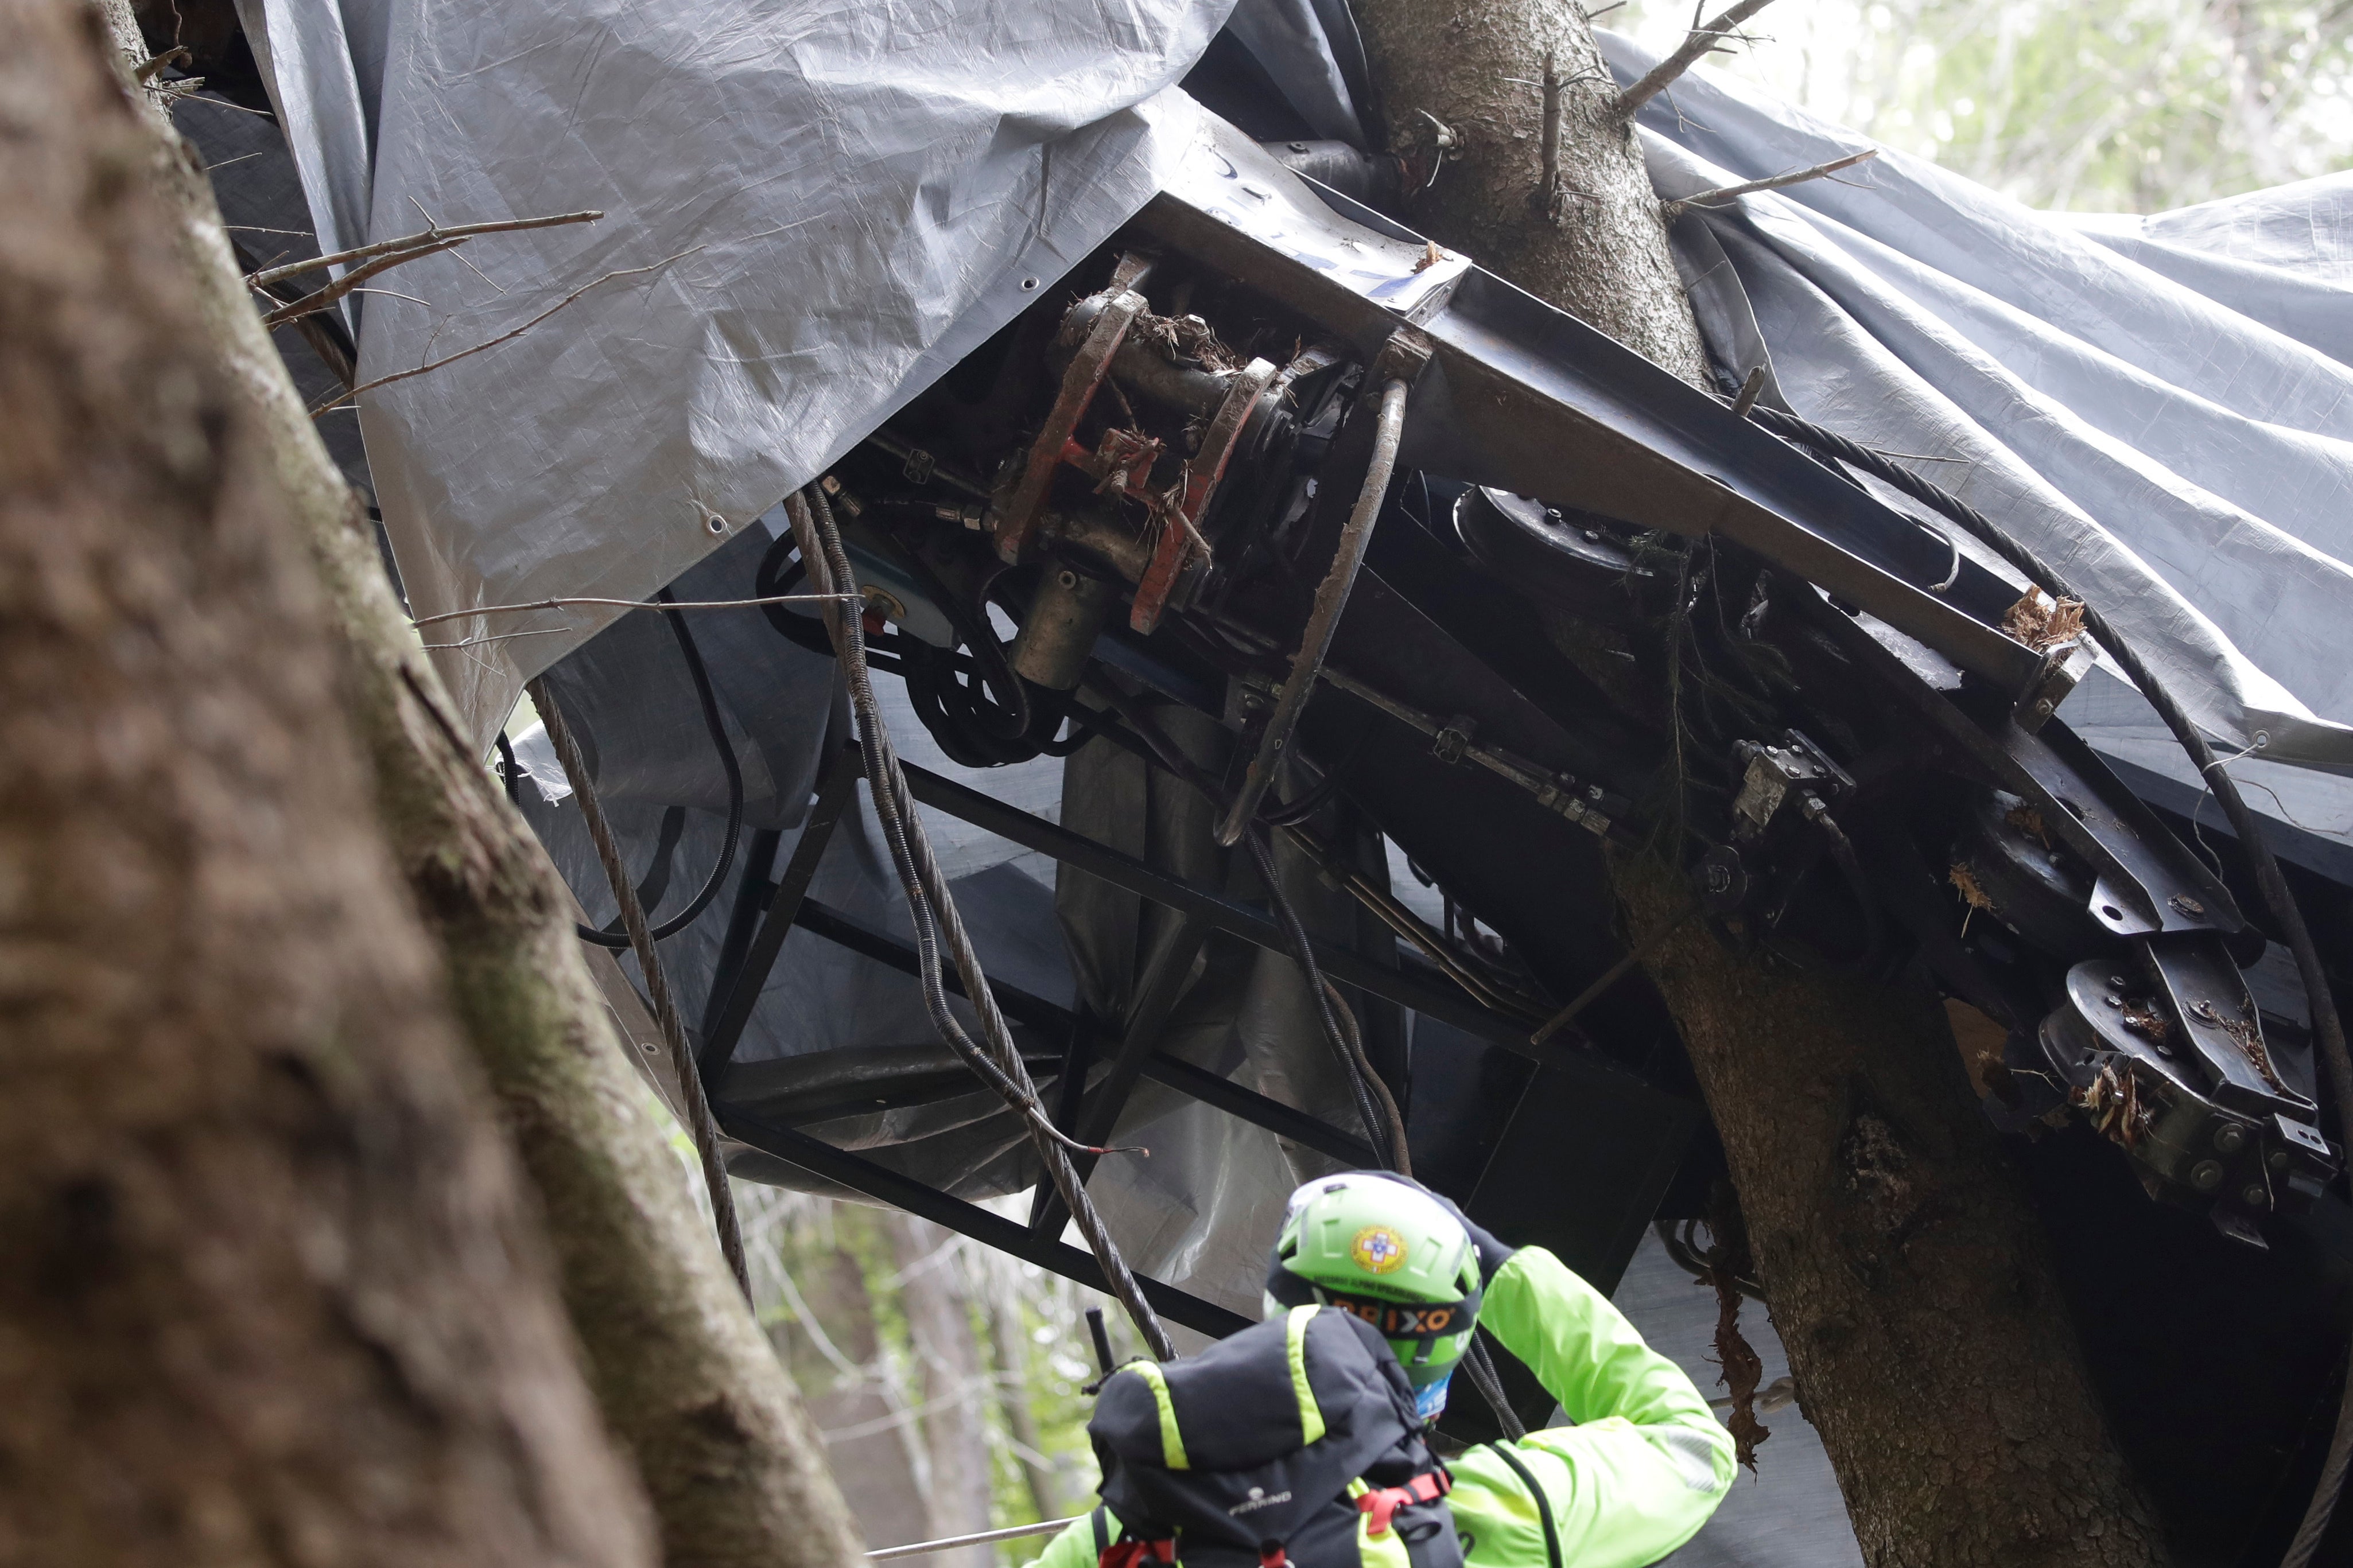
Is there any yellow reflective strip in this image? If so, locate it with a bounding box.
[1129,1363,1189,1470]
[1353,1479,1412,1568]
[1287,1305,1327,1447]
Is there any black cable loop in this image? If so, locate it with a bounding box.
[570,589,744,947]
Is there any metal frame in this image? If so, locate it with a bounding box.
[694,740,1521,1330]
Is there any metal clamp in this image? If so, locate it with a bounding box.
[1131,355,1279,633]
[1214,332,1430,847]
[991,289,1147,564]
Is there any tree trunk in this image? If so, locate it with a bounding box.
[987,1284,1065,1523]
[887,1217,1000,1568]
[0,5,654,1563]
[93,7,867,1566]
[1348,4,2169,1563]
[767,1224,936,1547]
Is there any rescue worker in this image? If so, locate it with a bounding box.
[1027,1172,1734,1568]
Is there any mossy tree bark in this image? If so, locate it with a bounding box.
[1348,3,2169,1562]
[94,5,867,1565]
[0,3,653,1561]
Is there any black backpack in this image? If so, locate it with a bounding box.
[1087,1305,1464,1568]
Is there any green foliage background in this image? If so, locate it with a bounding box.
[1612,0,2353,210]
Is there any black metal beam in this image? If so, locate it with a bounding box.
[1031,1009,1102,1231]
[1138,1050,1379,1167]
[889,752,1537,1055]
[794,900,1073,1032]
[768,899,1379,1205]
[701,828,783,1042]
[721,1108,1252,1341]
[699,748,863,1076]
[1032,913,1213,1235]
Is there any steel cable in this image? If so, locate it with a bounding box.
[530,674,752,1299]
[790,486,1177,1361]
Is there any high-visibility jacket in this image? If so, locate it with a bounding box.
[1025,1246,1734,1568]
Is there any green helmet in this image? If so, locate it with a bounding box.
[1262,1173,1482,1404]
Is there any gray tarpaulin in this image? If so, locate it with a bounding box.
[1598,31,2353,789]
[234,0,1233,752]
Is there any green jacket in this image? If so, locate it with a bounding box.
[1026,1247,1734,1568]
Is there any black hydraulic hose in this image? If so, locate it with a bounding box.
[1752,404,2353,1566]
[572,589,744,947]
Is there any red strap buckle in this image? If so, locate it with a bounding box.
[1356,1470,1451,1538]
[1098,1539,1176,1568]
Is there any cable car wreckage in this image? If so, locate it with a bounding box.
[692,120,2336,1264]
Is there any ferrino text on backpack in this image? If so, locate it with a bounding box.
[1086,1305,1465,1568]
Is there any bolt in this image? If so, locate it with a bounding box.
[2110,975,2128,986]
[2214,1123,2249,1155]
[2190,1160,2225,1191]
[2270,1150,2292,1172]
[1583,527,1602,542]
[2242,1184,2270,1208]
[1057,569,1078,589]
[2103,994,2122,1008]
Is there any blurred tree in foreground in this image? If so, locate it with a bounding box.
[1613,0,2353,210]
[654,1106,1117,1562]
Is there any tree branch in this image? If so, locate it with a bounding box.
[1610,0,1780,120]
[246,209,605,291]
[310,247,698,417]
[1661,149,1878,216]
[254,211,605,331]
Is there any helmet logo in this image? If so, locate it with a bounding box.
[1350,1225,1408,1274]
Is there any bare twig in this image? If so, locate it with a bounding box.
[310,247,699,417]
[1610,0,1780,120]
[1532,50,1567,222]
[260,240,461,328]
[168,92,273,116]
[1729,364,1766,418]
[419,627,576,652]
[134,46,189,83]
[410,590,857,632]
[245,209,604,291]
[1662,149,1879,216]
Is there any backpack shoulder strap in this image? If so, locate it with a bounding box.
[1481,1444,1562,1568]
[1090,1507,1111,1555]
